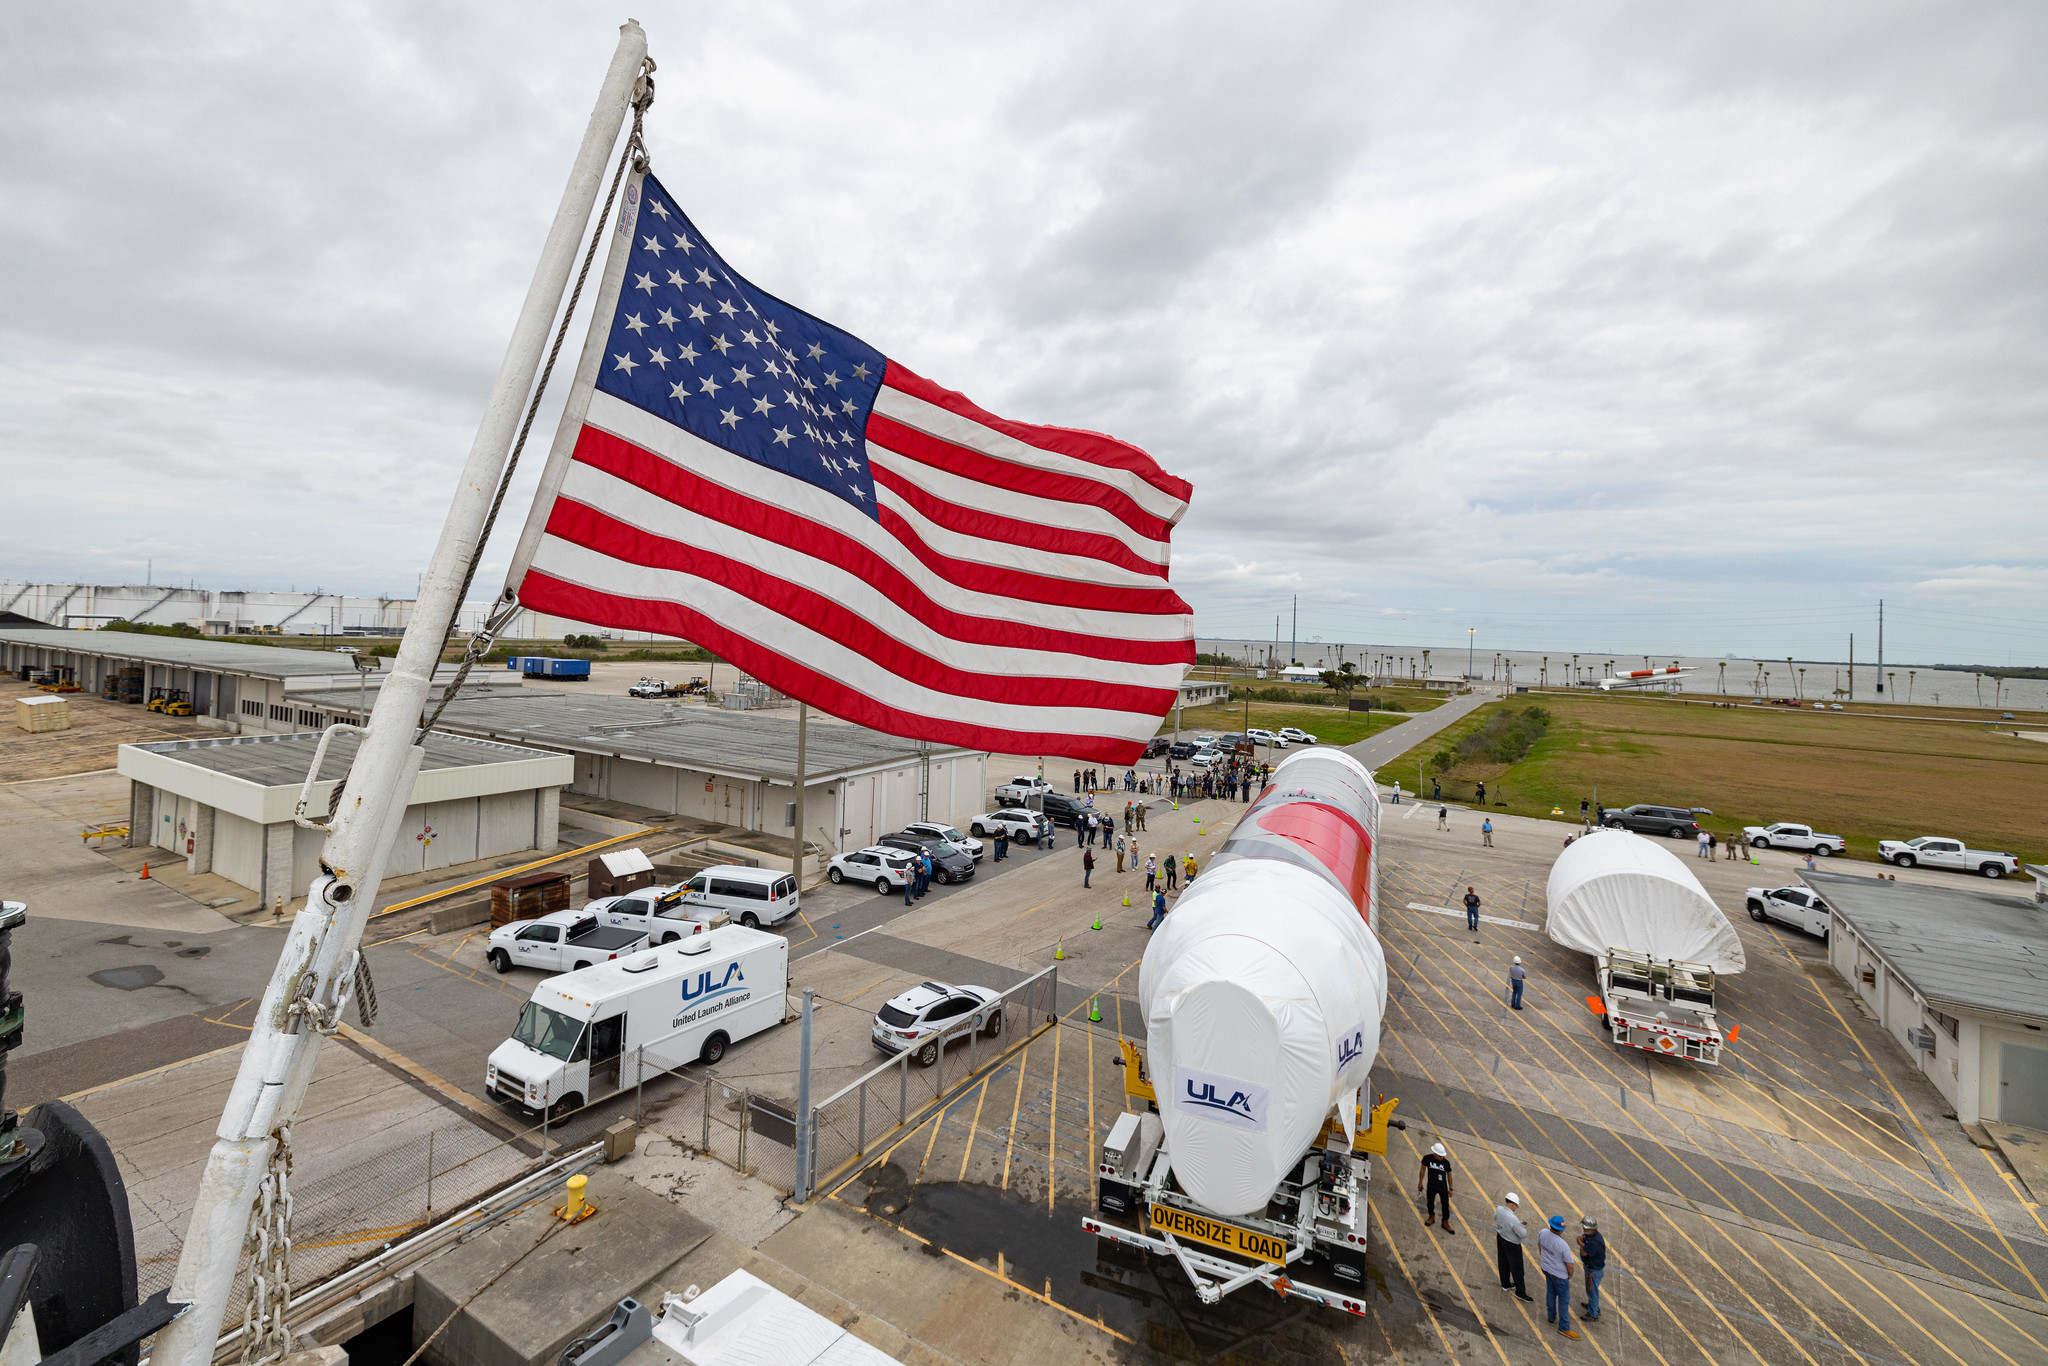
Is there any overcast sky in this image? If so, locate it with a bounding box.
[3,3,2044,665]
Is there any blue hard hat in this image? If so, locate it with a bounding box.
[1549,1215,1565,1231]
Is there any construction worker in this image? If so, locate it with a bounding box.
[1495,1193,1532,1301]
[1537,1214,1581,1338]
[1183,852,1198,884]
[1146,887,1168,931]
[1419,1142,1455,1232]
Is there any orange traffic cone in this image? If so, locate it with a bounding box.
[140,861,150,879]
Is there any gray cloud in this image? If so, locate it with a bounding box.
[2,1,2043,662]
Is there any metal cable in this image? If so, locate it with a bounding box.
[411,59,655,745]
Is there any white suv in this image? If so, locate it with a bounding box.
[971,808,1051,842]
[872,981,1004,1066]
[828,846,918,892]
[1278,726,1317,745]
[903,820,984,860]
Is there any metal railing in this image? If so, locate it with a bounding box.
[803,963,1059,1200]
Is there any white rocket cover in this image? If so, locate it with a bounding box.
[1139,858,1387,1217]
[1545,828,1746,973]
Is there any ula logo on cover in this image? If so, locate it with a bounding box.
[680,962,746,1002]
[1173,1069,1267,1131]
[1337,1027,1365,1070]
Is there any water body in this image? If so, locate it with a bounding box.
[1197,638,2046,713]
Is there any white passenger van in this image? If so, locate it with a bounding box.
[486,926,788,1115]
[673,864,801,929]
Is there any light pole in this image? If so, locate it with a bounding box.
[1467,628,1475,682]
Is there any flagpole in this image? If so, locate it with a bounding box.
[152,24,650,1366]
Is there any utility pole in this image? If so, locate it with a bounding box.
[1848,633,1854,702]
[1291,595,1297,668]
[1876,599,1884,694]
[1467,627,1475,682]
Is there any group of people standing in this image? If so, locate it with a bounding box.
[1420,1147,1607,1336]
[1163,758,1267,804]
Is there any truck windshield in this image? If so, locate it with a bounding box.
[512,1003,584,1061]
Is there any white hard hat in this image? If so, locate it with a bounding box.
[1504,1191,1520,1204]
[1513,955,1522,964]
[1431,1143,1447,1158]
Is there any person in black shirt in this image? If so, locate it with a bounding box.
[1418,1141,1456,1232]
[1579,1215,1607,1320]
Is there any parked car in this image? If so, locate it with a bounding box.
[877,833,977,883]
[667,865,801,929]
[1277,726,1318,744]
[1740,823,1845,856]
[1876,836,2020,878]
[488,910,648,975]
[1601,804,1701,838]
[1143,736,1172,758]
[871,980,1004,1066]
[1189,748,1224,770]
[1167,740,1199,760]
[1036,792,1097,828]
[970,808,1052,842]
[995,774,1054,805]
[1245,727,1282,748]
[828,846,918,892]
[1745,885,1832,938]
[903,820,984,860]
[590,883,725,943]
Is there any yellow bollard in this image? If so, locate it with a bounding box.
[558,1172,592,1222]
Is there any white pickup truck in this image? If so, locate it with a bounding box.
[1744,885,1832,938]
[488,910,649,975]
[588,883,727,944]
[994,774,1053,805]
[1877,836,2021,879]
[1741,822,1844,855]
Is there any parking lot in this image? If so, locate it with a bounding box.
[786,796,2048,1364]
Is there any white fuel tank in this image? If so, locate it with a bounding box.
[1138,748,1387,1217]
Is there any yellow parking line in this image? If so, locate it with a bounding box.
[1365,1193,1477,1366]
[957,1072,995,1183]
[1046,1014,1062,1214]
[1000,1032,1031,1192]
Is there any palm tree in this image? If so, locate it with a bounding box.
[1907,670,1915,703]
[1797,667,1806,699]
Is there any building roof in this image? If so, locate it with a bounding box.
[370,689,979,783]
[119,729,572,825]
[1801,870,2047,1024]
[0,627,361,680]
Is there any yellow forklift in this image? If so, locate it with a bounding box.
[162,689,193,717]
[145,687,169,712]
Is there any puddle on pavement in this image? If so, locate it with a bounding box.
[174,947,210,959]
[876,1175,1371,1363]
[90,965,164,991]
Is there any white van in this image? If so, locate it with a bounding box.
[673,864,801,930]
[486,926,788,1115]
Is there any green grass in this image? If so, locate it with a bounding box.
[1163,697,1432,747]
[1381,691,2048,864]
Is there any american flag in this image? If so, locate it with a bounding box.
[515,173,1195,764]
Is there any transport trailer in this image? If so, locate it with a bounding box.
[1087,1040,1403,1313]
[1548,828,1747,1065]
[1084,747,1398,1312]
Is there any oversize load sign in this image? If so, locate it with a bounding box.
[1149,1203,1287,1264]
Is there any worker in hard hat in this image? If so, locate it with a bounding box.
[1418,1141,1456,1233]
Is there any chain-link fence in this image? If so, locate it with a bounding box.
[804,965,1058,1199]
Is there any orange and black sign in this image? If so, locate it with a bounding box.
[1149,1203,1288,1263]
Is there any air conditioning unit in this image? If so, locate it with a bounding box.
[1905,1025,1936,1052]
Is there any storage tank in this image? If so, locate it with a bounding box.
[1137,747,1387,1217]
[1546,828,1745,973]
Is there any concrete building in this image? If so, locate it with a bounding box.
[290,688,989,855]
[1806,871,2048,1129]
[118,731,572,907]
[1,626,395,730]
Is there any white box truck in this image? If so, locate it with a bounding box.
[486,925,788,1116]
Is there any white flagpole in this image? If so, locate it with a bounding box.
[152,23,649,1366]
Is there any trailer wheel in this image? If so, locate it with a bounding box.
[1599,1016,1612,1032]
[829,867,845,884]
[490,949,512,974]
[699,1031,729,1065]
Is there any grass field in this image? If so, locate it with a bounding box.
[1164,689,1444,747]
[1381,690,2048,866]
